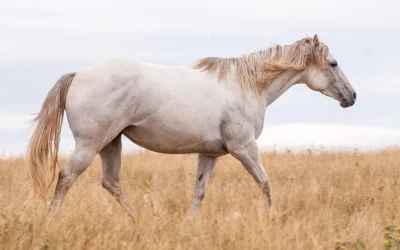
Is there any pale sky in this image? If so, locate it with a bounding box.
[1,0,400,156]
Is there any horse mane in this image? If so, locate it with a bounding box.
[192,35,329,95]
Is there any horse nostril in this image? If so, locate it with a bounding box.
[353,92,357,100]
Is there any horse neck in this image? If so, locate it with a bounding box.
[238,69,305,139]
[261,69,305,107]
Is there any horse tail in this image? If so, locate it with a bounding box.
[27,73,76,198]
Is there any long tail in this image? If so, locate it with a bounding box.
[27,73,76,198]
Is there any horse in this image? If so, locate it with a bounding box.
[27,34,356,220]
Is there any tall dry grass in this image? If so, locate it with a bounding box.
[0,149,399,249]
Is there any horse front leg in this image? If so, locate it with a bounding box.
[188,154,218,217]
[228,139,277,217]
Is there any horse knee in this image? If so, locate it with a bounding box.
[101,179,112,191]
[101,179,121,195]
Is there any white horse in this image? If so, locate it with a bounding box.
[27,35,356,219]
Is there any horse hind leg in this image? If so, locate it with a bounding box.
[49,144,97,217]
[100,134,137,220]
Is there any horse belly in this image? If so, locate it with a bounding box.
[122,118,227,156]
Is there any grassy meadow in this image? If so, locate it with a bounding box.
[0,149,400,249]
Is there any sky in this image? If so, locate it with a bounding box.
[1,0,400,156]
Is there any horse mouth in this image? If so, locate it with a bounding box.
[340,99,355,108]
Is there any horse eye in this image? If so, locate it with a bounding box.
[330,61,338,67]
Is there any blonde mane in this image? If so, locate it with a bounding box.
[192,35,329,95]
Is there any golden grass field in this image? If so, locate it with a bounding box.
[1,149,400,250]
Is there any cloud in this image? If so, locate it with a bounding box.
[257,123,400,151]
[0,113,32,130]
[1,0,399,63]
[2,0,399,31]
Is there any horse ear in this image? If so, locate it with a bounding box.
[313,34,320,47]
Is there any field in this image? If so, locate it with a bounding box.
[1,149,400,249]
